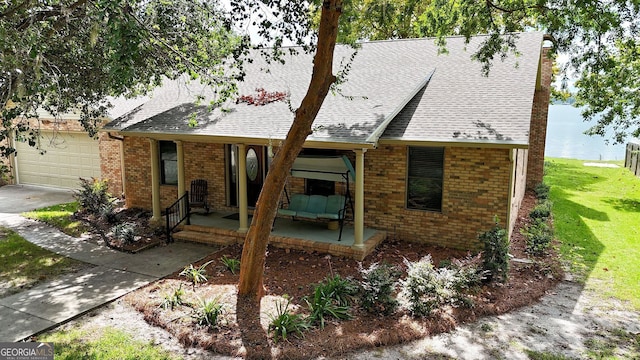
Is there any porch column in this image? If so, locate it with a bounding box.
[149,138,161,222]
[237,144,249,232]
[175,141,186,197]
[353,148,366,248]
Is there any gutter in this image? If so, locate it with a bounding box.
[108,132,124,141]
[365,69,436,145]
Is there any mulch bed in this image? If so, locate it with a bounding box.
[76,207,166,253]
[125,191,562,359]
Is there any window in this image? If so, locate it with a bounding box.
[407,147,444,211]
[160,141,177,185]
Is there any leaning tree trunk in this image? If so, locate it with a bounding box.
[237,0,343,300]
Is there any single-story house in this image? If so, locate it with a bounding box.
[5,32,553,260]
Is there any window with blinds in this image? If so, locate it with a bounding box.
[407,147,444,211]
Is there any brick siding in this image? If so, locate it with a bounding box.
[364,145,512,250]
[526,47,553,189]
[99,133,123,196]
[123,138,236,212]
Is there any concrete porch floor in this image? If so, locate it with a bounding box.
[172,211,386,261]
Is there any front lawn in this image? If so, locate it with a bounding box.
[545,158,640,309]
[39,327,179,360]
[0,226,86,297]
[22,202,88,237]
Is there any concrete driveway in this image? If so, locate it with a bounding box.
[0,184,75,214]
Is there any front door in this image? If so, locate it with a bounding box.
[245,145,265,207]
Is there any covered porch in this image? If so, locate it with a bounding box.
[171,212,386,261]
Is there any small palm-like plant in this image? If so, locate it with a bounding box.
[268,296,310,343]
[179,260,214,288]
[160,284,185,310]
[193,297,224,328]
[305,284,351,329]
[219,255,241,274]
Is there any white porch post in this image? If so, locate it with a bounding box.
[353,148,366,248]
[149,138,161,222]
[237,144,249,232]
[176,141,186,196]
[175,140,186,217]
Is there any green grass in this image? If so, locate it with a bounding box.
[544,158,640,309]
[0,226,84,297]
[525,349,574,360]
[22,202,87,237]
[39,327,180,360]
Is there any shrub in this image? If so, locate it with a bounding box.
[534,182,550,200]
[0,163,11,185]
[193,297,224,328]
[359,262,400,315]
[317,275,359,307]
[449,255,485,307]
[268,296,310,343]
[402,255,446,316]
[74,178,114,215]
[402,255,483,317]
[529,200,552,221]
[305,282,352,329]
[99,202,118,224]
[479,220,510,283]
[109,222,137,244]
[219,255,240,275]
[160,285,185,310]
[523,221,554,256]
[179,260,214,288]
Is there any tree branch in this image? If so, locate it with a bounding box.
[484,0,545,14]
[15,0,87,31]
[0,0,31,19]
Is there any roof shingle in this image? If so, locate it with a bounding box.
[104,32,544,147]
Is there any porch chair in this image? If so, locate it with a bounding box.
[189,179,209,214]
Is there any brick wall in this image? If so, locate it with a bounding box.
[99,133,123,196]
[526,47,553,189]
[122,136,153,209]
[183,142,235,212]
[364,145,512,250]
[122,139,514,250]
[123,138,234,212]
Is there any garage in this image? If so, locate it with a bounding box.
[15,131,101,189]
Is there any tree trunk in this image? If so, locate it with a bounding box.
[237,0,343,300]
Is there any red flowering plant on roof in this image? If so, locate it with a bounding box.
[236,88,288,106]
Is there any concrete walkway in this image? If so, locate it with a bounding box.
[0,185,216,342]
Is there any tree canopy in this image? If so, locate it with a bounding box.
[0,0,244,156]
[3,0,639,303]
[334,0,640,143]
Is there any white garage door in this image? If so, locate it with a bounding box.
[15,131,101,189]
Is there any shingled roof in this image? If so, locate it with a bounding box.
[104,32,544,148]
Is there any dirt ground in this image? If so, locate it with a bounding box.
[124,193,559,359]
[39,192,640,359]
[60,278,640,359]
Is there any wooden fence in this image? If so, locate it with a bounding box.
[625,141,640,177]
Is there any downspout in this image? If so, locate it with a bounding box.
[108,132,126,197]
[506,149,516,240]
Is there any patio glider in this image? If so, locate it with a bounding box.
[277,155,355,241]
